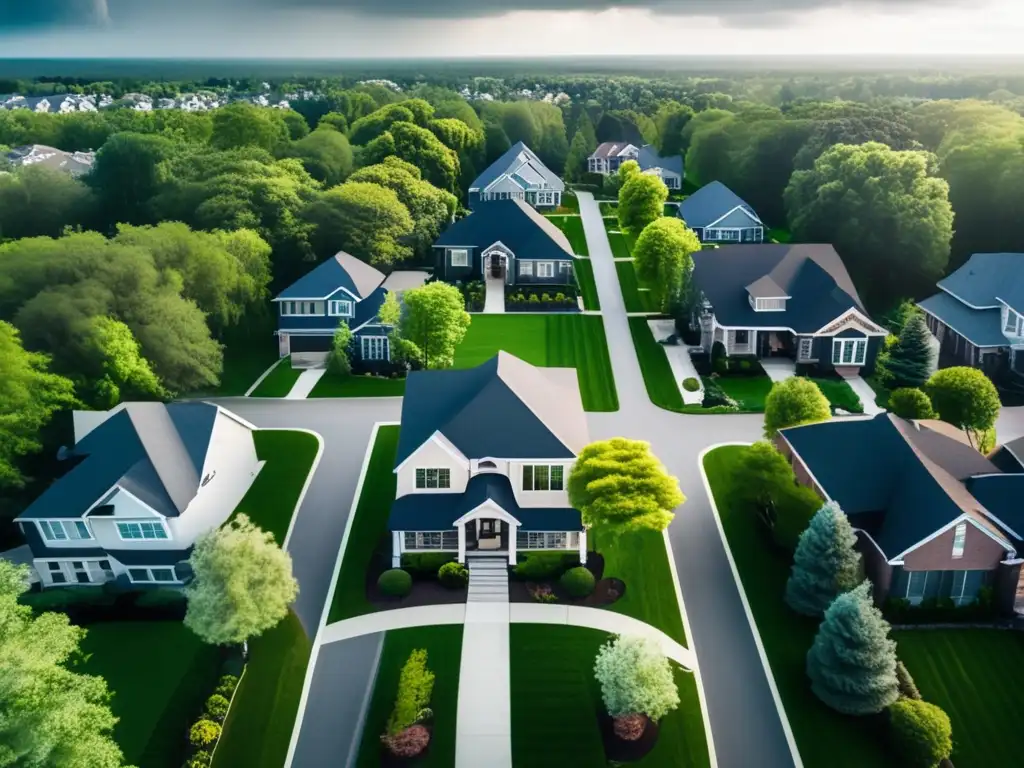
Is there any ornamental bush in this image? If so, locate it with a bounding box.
[381,724,430,758]
[214,674,239,700]
[438,561,469,589]
[386,649,435,735]
[560,566,596,598]
[378,568,413,597]
[185,751,212,768]
[926,367,1001,445]
[514,552,577,581]
[204,693,231,722]
[889,698,953,768]
[889,388,936,420]
[594,635,680,722]
[189,719,221,749]
[785,501,863,616]
[682,377,700,392]
[764,377,831,437]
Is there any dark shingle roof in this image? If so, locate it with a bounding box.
[389,473,582,532]
[691,244,871,333]
[434,199,573,261]
[966,475,1024,541]
[936,252,1024,311]
[638,144,683,177]
[678,181,761,229]
[275,251,385,301]
[918,291,1007,348]
[470,141,564,192]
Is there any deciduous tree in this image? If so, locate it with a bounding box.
[618,172,668,236]
[398,282,470,370]
[327,322,353,377]
[785,501,862,617]
[632,218,701,312]
[0,165,95,239]
[282,127,354,187]
[210,102,290,152]
[594,636,680,723]
[925,367,1001,448]
[304,181,414,266]
[763,377,832,437]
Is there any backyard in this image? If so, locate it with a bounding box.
[545,213,589,256]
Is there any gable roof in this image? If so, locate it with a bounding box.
[691,243,876,333]
[471,141,564,193]
[917,291,1007,348]
[274,251,385,301]
[590,142,639,159]
[937,252,1024,312]
[394,352,588,467]
[17,403,226,521]
[433,199,573,261]
[679,181,761,229]
[637,144,684,177]
[966,474,1024,541]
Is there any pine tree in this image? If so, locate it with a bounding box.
[785,501,862,617]
[884,312,938,388]
[806,581,900,715]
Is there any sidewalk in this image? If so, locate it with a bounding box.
[456,603,512,768]
[285,368,326,399]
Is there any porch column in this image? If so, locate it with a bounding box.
[507,525,517,566]
[457,522,466,564]
[391,531,402,568]
[578,530,588,566]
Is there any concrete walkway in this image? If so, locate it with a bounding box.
[320,604,466,644]
[456,603,512,768]
[648,318,703,405]
[484,276,505,313]
[843,375,885,416]
[285,368,326,399]
[760,358,797,383]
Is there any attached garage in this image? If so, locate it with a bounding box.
[288,335,332,353]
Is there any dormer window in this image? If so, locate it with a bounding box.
[750,296,787,312]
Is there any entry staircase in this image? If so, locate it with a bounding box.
[467,555,509,603]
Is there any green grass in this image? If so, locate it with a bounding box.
[629,317,686,411]
[309,372,407,398]
[328,425,400,623]
[546,214,589,256]
[77,622,221,768]
[663,203,678,217]
[894,629,1024,768]
[574,258,600,310]
[249,357,302,398]
[865,375,891,408]
[703,446,896,767]
[599,201,617,216]
[717,374,773,411]
[510,625,710,768]
[355,625,464,767]
[453,315,618,411]
[616,261,661,313]
[217,343,280,396]
[594,527,687,645]
[768,227,792,244]
[607,231,633,260]
[558,191,580,214]
[213,611,312,768]
[807,376,864,413]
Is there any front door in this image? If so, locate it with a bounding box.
[479,519,497,540]
[758,331,771,358]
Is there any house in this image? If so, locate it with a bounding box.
[637,144,684,190]
[588,142,640,175]
[273,251,428,367]
[587,142,684,190]
[433,199,575,289]
[468,141,564,210]
[690,244,888,374]
[15,402,261,589]
[6,145,96,177]
[678,181,764,243]
[776,413,1024,612]
[918,253,1024,378]
[387,352,589,567]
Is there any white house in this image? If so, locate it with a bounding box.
[468,141,565,210]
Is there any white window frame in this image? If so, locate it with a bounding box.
[116,520,170,541]
[38,519,93,542]
[755,298,787,312]
[906,571,928,603]
[559,261,572,274]
[831,338,868,366]
[1005,308,1018,333]
[403,531,458,550]
[328,299,353,317]
[952,522,967,559]
[519,261,534,277]
[536,262,555,279]
[42,558,114,585]
[280,301,322,317]
[522,464,565,492]
[450,248,470,267]
[415,468,451,490]
[516,531,570,550]
[361,336,388,361]
[798,337,814,361]
[126,566,178,584]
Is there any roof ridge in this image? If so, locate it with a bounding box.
[125,403,199,514]
[492,352,576,456]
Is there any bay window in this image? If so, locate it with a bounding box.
[832,337,867,366]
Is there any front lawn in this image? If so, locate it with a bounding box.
[249,357,302,398]
[607,231,633,260]
[354,625,464,767]
[716,374,773,411]
[76,622,221,768]
[629,317,686,411]
[703,446,896,767]
[546,214,589,256]
[574,258,600,310]
[557,192,580,214]
[309,372,406,398]
[453,315,618,412]
[616,261,660,313]
[328,425,400,623]
[895,629,1024,768]
[217,342,281,396]
[807,376,863,413]
[510,624,710,768]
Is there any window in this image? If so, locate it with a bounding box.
[519,261,534,276]
[116,521,169,541]
[906,571,928,602]
[522,465,564,491]
[1005,308,1023,337]
[712,229,739,241]
[734,330,749,345]
[415,468,451,489]
[952,522,967,559]
[47,561,67,584]
[328,299,353,316]
[559,261,572,274]
[39,520,92,541]
[127,566,178,584]
[403,531,458,550]
[361,336,388,361]
[280,301,323,317]
[831,338,868,366]
[450,249,469,267]
[536,262,555,279]
[798,337,814,361]
[755,298,786,311]
[516,531,569,549]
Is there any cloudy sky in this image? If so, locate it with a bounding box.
[0,0,1020,57]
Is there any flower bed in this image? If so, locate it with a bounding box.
[506,288,579,312]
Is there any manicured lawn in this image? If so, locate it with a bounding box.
[717,374,773,411]
[616,261,660,313]
[865,375,891,408]
[607,231,633,260]
[77,622,221,768]
[328,425,400,623]
[217,343,280,396]
[894,629,1024,768]
[703,446,896,767]
[510,625,710,768]
[453,315,618,412]
[574,258,600,310]
[768,227,792,244]
[557,191,580,214]
[808,376,863,413]
[249,357,302,398]
[213,611,312,768]
[309,372,407,398]
[355,625,464,767]
[629,318,685,411]
[593,527,687,645]
[546,214,589,256]
[599,201,617,216]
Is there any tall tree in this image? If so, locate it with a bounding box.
[882,312,938,389]
[632,218,701,313]
[0,166,94,240]
[88,131,176,226]
[654,102,695,158]
[785,501,863,617]
[364,122,461,194]
[398,282,470,370]
[281,127,354,187]
[210,102,290,152]
[348,103,417,145]
[304,181,414,266]
[763,377,832,437]
[618,173,668,236]
[564,130,593,182]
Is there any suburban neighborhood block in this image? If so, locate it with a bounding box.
[587,141,684,189]
[678,180,765,243]
[468,141,564,209]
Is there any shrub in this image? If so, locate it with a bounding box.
[555,292,567,302]
[764,377,831,437]
[889,388,936,420]
[895,661,921,700]
[560,566,596,598]
[541,293,552,302]
[214,674,240,700]
[18,586,113,612]
[771,483,824,551]
[711,341,727,374]
[378,569,413,597]
[437,561,469,589]
[594,636,680,722]
[189,719,221,749]
[682,377,700,392]
[528,294,540,303]
[381,724,430,758]
[401,552,453,577]
[185,751,212,768]
[386,649,435,735]
[527,583,558,603]
[889,698,953,768]
[514,552,577,581]
[926,367,1001,445]
[204,694,230,722]
[702,377,737,409]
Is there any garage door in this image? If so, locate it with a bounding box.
[289,335,332,353]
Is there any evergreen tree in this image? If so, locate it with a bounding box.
[806,581,899,715]
[564,130,592,182]
[884,313,938,388]
[785,501,862,617]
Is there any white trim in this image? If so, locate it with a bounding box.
[114,485,170,518]
[831,337,869,367]
[115,519,171,541]
[393,431,469,473]
[810,307,889,337]
[124,565,180,585]
[704,204,764,230]
[36,518,94,542]
[327,299,354,317]
[453,501,522,528]
[359,335,389,362]
[936,283,999,311]
[413,467,453,491]
[888,513,1015,564]
[273,285,359,303]
[449,248,470,268]
[324,286,361,303]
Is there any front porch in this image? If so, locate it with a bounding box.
[702,322,814,364]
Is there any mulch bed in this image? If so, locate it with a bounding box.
[506,552,625,607]
[598,711,660,762]
[378,724,434,767]
[365,542,466,610]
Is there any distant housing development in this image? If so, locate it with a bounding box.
[587,142,684,189]
[5,145,96,176]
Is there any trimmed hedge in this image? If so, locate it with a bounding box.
[438,561,469,589]
[379,569,413,597]
[18,584,187,623]
[560,567,596,598]
[189,719,221,749]
[682,377,700,392]
[204,693,230,722]
[514,552,579,581]
[401,552,454,578]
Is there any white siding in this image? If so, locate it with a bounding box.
[395,437,470,498]
[508,460,573,508]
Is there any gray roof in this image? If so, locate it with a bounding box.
[275,251,385,301]
[434,199,573,261]
[470,141,564,193]
[395,352,588,467]
[966,475,1024,541]
[936,252,1024,312]
[17,403,223,520]
[6,145,95,176]
[918,291,1007,348]
[678,181,761,229]
[590,142,638,159]
[638,144,684,177]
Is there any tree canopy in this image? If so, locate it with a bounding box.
[593,635,680,723]
[763,377,832,437]
[398,282,470,370]
[304,180,414,266]
[925,367,1001,447]
[210,101,291,152]
[0,165,95,240]
[632,218,701,313]
[280,127,354,187]
[618,173,668,236]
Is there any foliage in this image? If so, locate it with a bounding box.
[189,718,222,748]
[560,566,596,598]
[618,172,667,236]
[304,180,414,266]
[785,501,863,617]
[211,102,290,152]
[888,699,953,768]
[364,121,461,194]
[925,367,1001,447]
[280,127,353,186]
[378,291,402,328]
[613,713,648,742]
[888,388,936,420]
[0,165,95,240]
[682,377,700,392]
[763,377,832,437]
[349,103,418,145]
[654,101,695,157]
[378,569,413,597]
[185,513,299,646]
[386,649,435,735]
[204,693,231,722]
[185,751,212,768]
[632,217,702,312]
[326,322,353,378]
[437,561,469,589]
[398,282,471,369]
[513,552,578,581]
[88,131,176,226]
[773,483,826,552]
[382,724,431,758]
[793,112,920,170]
[806,581,900,716]
[215,675,240,700]
[593,635,680,722]
[895,660,922,700]
[400,552,452,577]
[883,313,938,389]
[568,438,684,537]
